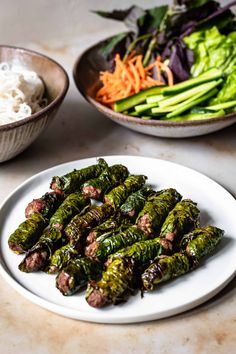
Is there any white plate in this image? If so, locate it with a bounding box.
[0,155,236,324]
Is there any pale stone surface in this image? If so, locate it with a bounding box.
[0,1,236,353]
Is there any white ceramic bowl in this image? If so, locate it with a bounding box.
[0,45,69,162]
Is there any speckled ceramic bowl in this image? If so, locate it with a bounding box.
[73,38,236,138]
[0,45,69,162]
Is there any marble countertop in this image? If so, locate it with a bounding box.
[1,2,236,353]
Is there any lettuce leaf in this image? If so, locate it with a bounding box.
[210,71,236,104]
[184,27,236,104]
[184,27,236,76]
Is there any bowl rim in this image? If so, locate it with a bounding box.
[0,44,70,132]
[73,36,236,129]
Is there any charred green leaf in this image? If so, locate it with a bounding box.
[46,243,80,274]
[105,174,147,209]
[8,213,47,254]
[56,257,103,296]
[82,164,129,200]
[160,199,200,245]
[108,237,171,266]
[86,226,148,261]
[49,192,90,230]
[142,252,190,291]
[137,188,182,236]
[86,258,135,307]
[86,213,131,244]
[50,158,108,194]
[25,192,64,219]
[120,186,154,219]
[18,228,63,272]
[65,203,115,244]
[180,225,224,260]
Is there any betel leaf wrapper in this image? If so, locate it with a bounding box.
[8,213,48,254]
[86,213,131,244]
[82,164,129,200]
[142,252,191,291]
[86,226,148,261]
[180,225,224,261]
[50,158,108,194]
[86,257,135,307]
[18,227,63,273]
[137,188,182,237]
[104,174,147,209]
[46,243,80,274]
[64,203,115,244]
[25,191,64,218]
[160,199,200,245]
[49,192,90,230]
[120,186,154,218]
[108,237,171,266]
[56,257,103,296]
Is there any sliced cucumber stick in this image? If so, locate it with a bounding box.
[166,88,219,118]
[114,86,164,112]
[159,79,223,108]
[162,68,223,96]
[206,100,236,111]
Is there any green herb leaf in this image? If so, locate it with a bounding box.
[100,32,129,57]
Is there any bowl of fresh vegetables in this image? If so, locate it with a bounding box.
[74,0,236,138]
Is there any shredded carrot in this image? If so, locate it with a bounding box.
[125,51,137,62]
[155,56,161,82]
[158,60,174,86]
[136,55,145,80]
[128,61,140,93]
[96,53,174,107]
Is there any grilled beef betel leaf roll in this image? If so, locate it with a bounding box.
[56,257,103,296]
[142,252,191,291]
[18,228,63,272]
[86,213,131,244]
[180,226,224,261]
[49,192,90,230]
[104,174,147,209]
[160,199,200,245]
[64,203,115,244]
[120,186,154,219]
[8,213,47,254]
[85,226,148,261]
[142,226,224,291]
[86,258,135,308]
[137,189,182,237]
[47,243,79,274]
[82,164,129,200]
[50,158,108,194]
[25,191,64,218]
[86,238,171,308]
[107,237,172,266]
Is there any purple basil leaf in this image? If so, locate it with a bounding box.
[197,0,236,27]
[198,10,235,33]
[167,1,219,38]
[160,1,221,56]
[168,39,194,82]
